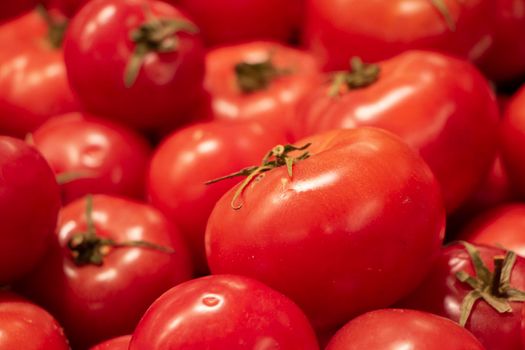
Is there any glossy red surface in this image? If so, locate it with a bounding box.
[90,335,131,350]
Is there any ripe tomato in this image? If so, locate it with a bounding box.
[18,195,193,348]
[44,0,92,17]
[0,11,79,138]
[402,243,525,350]
[90,335,131,350]
[0,1,39,22]
[130,275,319,349]
[326,309,484,350]
[64,0,205,129]
[304,0,495,70]
[0,136,60,284]
[148,120,286,273]
[0,292,70,350]
[293,51,499,213]
[33,112,151,204]
[205,41,321,139]
[206,128,445,331]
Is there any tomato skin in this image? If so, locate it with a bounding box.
[206,128,445,331]
[33,113,151,204]
[130,275,319,349]
[0,1,39,22]
[18,195,193,348]
[90,335,131,350]
[0,12,79,138]
[0,292,70,350]
[45,0,92,17]
[0,136,60,284]
[64,0,205,129]
[305,0,494,70]
[294,51,499,213]
[326,309,485,350]
[205,41,322,139]
[401,244,525,350]
[148,120,286,273]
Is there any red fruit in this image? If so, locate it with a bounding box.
[0,1,39,22]
[90,335,131,350]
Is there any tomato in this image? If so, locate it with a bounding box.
[33,112,151,204]
[304,0,495,70]
[0,292,70,349]
[175,0,304,46]
[45,0,92,17]
[148,120,286,273]
[402,243,525,350]
[0,136,60,284]
[0,1,39,22]
[64,0,205,130]
[326,309,485,350]
[18,195,193,348]
[206,127,445,331]
[90,335,131,350]
[0,11,79,138]
[205,41,321,139]
[130,275,319,349]
[293,51,499,213]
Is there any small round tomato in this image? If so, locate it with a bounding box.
[206,128,445,331]
[64,0,205,130]
[0,136,60,284]
[33,112,151,204]
[304,0,495,70]
[18,195,193,348]
[205,41,321,139]
[402,243,525,350]
[0,1,39,22]
[0,292,70,349]
[90,335,131,350]
[293,51,499,213]
[130,275,319,349]
[326,309,484,350]
[148,120,286,273]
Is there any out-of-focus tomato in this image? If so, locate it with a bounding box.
[90,335,131,350]
[0,1,39,22]
[0,136,60,284]
[130,275,319,349]
[18,195,193,348]
[33,112,151,204]
[293,51,499,213]
[304,0,495,70]
[45,0,91,17]
[206,128,445,331]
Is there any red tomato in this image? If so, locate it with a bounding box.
[64,0,205,129]
[304,0,495,70]
[0,11,79,138]
[293,51,499,213]
[45,0,92,17]
[0,136,60,284]
[205,41,322,139]
[18,195,193,348]
[130,275,319,349]
[0,292,70,349]
[326,309,485,350]
[33,112,151,204]
[206,128,445,331]
[175,0,303,46]
[0,1,39,22]
[402,243,525,350]
[148,120,286,273]
[90,335,131,350]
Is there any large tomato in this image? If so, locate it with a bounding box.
[293,51,499,213]
[0,11,79,138]
[18,195,193,348]
[326,309,484,350]
[205,41,321,139]
[304,0,495,70]
[0,136,60,284]
[33,112,151,204]
[148,120,286,273]
[64,0,205,129]
[0,1,39,22]
[130,275,319,349]
[402,243,525,350]
[90,335,131,350]
[0,292,70,350]
[206,128,445,331]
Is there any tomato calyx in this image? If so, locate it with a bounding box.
[56,171,97,185]
[124,15,198,87]
[206,143,311,210]
[235,58,290,94]
[455,242,525,326]
[36,5,68,49]
[429,0,456,31]
[67,195,174,266]
[329,57,380,96]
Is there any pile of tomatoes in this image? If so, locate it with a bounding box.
[2,0,525,349]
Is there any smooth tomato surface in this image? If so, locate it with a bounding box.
[0,1,39,22]
[90,335,131,350]
[206,128,445,331]
[130,275,319,349]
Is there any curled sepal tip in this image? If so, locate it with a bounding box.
[329,57,380,97]
[429,0,457,31]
